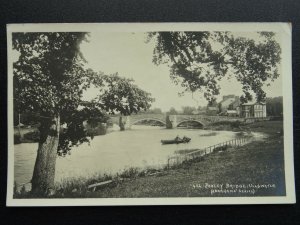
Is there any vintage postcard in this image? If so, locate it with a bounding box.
[6,23,295,206]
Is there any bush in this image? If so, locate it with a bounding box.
[119,167,139,179]
[14,134,21,144]
[213,145,229,153]
[86,123,107,136]
[270,116,283,121]
[23,130,40,142]
[172,157,205,169]
[231,120,242,128]
[211,121,232,126]
[210,120,242,130]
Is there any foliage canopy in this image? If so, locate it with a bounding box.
[13,32,154,155]
[148,32,281,103]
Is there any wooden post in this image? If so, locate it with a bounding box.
[18,113,21,138]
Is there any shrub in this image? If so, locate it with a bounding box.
[86,123,107,136]
[23,130,40,142]
[231,121,242,128]
[119,167,139,178]
[213,145,229,153]
[211,120,242,128]
[14,134,21,144]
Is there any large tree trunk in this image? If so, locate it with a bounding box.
[31,115,60,196]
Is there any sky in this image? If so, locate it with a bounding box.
[79,32,282,112]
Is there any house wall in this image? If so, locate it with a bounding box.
[253,104,267,118]
[240,105,252,118]
[240,104,267,118]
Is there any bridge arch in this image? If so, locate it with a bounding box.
[131,118,166,126]
[176,119,205,128]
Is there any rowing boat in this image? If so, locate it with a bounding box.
[161,137,191,145]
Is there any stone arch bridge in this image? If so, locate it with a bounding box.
[109,113,244,130]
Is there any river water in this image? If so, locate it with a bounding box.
[14,125,251,185]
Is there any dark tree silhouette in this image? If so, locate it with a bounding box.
[148,32,281,104]
[13,32,153,195]
[266,96,283,116]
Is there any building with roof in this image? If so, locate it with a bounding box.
[240,102,267,118]
[226,110,239,117]
[206,106,219,115]
[218,95,240,113]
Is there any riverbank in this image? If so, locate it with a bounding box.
[14,124,108,144]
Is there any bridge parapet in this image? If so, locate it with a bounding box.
[169,114,244,128]
[108,113,166,130]
[108,114,244,130]
[129,113,166,125]
[169,114,208,127]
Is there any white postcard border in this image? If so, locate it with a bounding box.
[6,23,295,206]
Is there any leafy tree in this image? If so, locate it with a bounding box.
[181,106,197,115]
[197,105,205,111]
[13,32,92,194]
[13,33,153,195]
[92,73,154,130]
[148,32,281,103]
[197,105,207,114]
[266,96,283,116]
[143,108,163,114]
[167,107,178,115]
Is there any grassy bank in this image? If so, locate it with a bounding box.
[15,120,285,198]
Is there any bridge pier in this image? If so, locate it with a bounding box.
[119,116,131,131]
[170,115,178,128]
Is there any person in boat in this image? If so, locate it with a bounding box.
[182,136,190,142]
[174,135,181,142]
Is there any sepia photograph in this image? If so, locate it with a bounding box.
[6,23,295,206]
